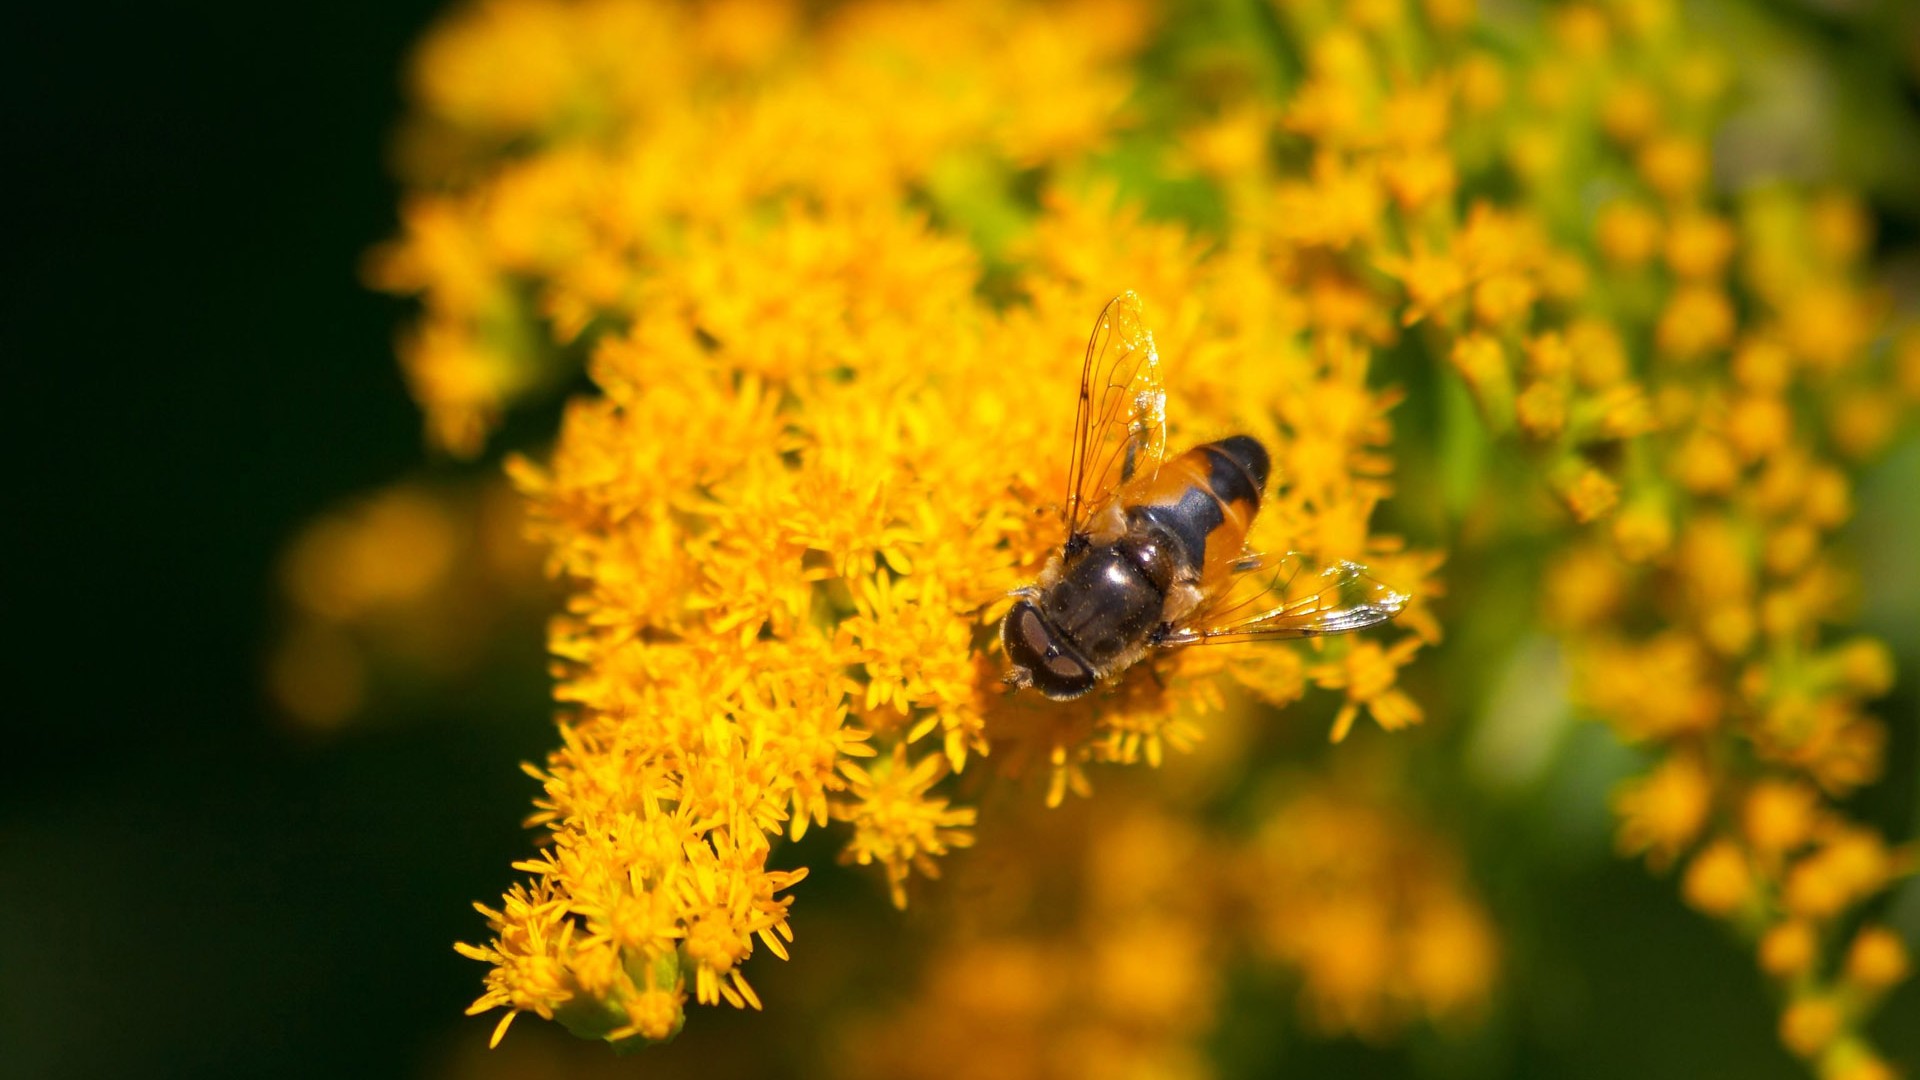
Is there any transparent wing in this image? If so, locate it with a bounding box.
[1063,292,1166,546]
[1160,552,1409,645]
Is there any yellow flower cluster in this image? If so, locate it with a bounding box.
[1519,23,1917,1080]
[381,0,1439,1050]
[365,0,1148,456]
[1180,0,1916,1069]
[1232,774,1499,1039]
[844,765,1497,1078]
[373,0,1914,1065]
[844,806,1227,1080]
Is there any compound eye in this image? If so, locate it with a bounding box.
[1044,651,1086,680]
[1002,601,1097,700]
[1007,604,1053,665]
[1037,651,1096,699]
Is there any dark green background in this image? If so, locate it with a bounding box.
[4,3,1914,1078]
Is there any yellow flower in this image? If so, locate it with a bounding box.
[1601,80,1661,145]
[837,573,984,769]
[1472,272,1537,329]
[1760,920,1819,980]
[1826,639,1895,697]
[1828,1054,1900,1080]
[1379,246,1468,328]
[1597,200,1662,266]
[1454,52,1506,112]
[1555,462,1621,524]
[1551,3,1611,56]
[1567,317,1631,389]
[1843,926,1911,993]
[1610,496,1673,562]
[1383,148,1458,210]
[1448,332,1515,428]
[1422,0,1475,32]
[1407,898,1500,1024]
[1744,778,1820,860]
[833,745,978,909]
[1275,152,1386,250]
[1656,285,1736,360]
[1612,752,1712,869]
[1681,839,1754,917]
[1671,429,1740,496]
[283,488,460,618]
[1638,133,1710,200]
[1240,782,1499,1040]
[1782,284,1875,374]
[1665,211,1737,279]
[1516,378,1568,440]
[1733,337,1794,392]
[1780,996,1842,1059]
[1575,634,1720,740]
[1727,392,1793,463]
[1827,389,1901,462]
[1310,638,1426,743]
[1782,826,1897,920]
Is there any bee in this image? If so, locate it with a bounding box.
[1001,292,1409,700]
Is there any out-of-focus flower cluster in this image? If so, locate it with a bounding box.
[1176,0,1919,1072]
[270,480,543,731]
[1510,23,1920,1079]
[370,0,1916,1069]
[843,765,1497,1080]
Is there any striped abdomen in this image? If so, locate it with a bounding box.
[1119,434,1270,593]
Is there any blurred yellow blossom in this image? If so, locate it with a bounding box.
[1237,778,1498,1039]
[270,478,544,730]
[1612,752,1711,870]
[1681,838,1754,917]
[1844,927,1911,993]
[842,772,1498,1076]
[1781,997,1844,1059]
[1762,920,1820,980]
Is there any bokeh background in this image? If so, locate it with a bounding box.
[5,2,1918,1078]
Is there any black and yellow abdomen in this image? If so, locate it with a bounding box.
[1118,434,1269,591]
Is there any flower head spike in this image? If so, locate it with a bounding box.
[375,0,1915,1063]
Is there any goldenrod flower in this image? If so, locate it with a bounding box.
[1761,920,1819,981]
[1237,780,1499,1039]
[1844,927,1911,994]
[388,0,1433,1046]
[371,0,1915,1066]
[1745,779,1820,861]
[1781,996,1844,1059]
[832,744,976,909]
[1309,637,1425,743]
[1681,839,1755,918]
[1612,752,1712,870]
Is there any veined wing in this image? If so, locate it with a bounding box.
[1063,292,1166,548]
[1159,552,1408,645]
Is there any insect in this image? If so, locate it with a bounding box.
[1001,292,1409,700]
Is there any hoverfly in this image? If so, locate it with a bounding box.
[1001,292,1409,700]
